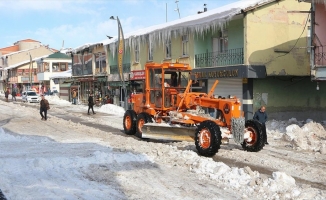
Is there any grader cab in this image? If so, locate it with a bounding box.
[123,62,265,157]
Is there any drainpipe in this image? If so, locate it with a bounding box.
[310,3,315,81]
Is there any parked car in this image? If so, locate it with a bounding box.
[22,91,40,103]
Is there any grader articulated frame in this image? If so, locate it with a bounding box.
[123,62,265,156]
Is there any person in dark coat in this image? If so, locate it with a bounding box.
[170,72,178,87]
[4,88,9,102]
[40,94,50,121]
[12,89,16,101]
[88,94,96,115]
[253,106,268,145]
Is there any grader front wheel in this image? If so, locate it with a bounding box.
[136,112,152,138]
[195,120,222,157]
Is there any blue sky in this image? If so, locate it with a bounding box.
[0,0,238,50]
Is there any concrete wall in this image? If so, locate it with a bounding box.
[245,0,310,76]
[253,77,326,121]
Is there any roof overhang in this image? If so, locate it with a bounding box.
[4,55,49,70]
[68,42,103,54]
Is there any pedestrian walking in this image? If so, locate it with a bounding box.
[40,94,50,121]
[11,89,16,101]
[72,89,77,105]
[4,88,9,102]
[87,94,96,115]
[253,106,269,145]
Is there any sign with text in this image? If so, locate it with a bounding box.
[130,70,145,80]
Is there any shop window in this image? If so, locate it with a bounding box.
[165,39,171,59]
[95,52,106,73]
[134,43,139,63]
[44,62,49,72]
[148,41,153,61]
[60,63,66,71]
[182,35,188,56]
[218,29,228,52]
[52,63,59,72]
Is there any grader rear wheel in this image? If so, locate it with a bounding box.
[242,120,265,152]
[123,110,137,135]
[195,120,222,157]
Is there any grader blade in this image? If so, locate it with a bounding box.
[141,124,196,142]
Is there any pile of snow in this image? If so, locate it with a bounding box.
[46,95,72,106]
[267,118,326,154]
[96,104,125,117]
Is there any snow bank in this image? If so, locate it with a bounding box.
[267,119,326,154]
[46,95,72,106]
[96,104,125,116]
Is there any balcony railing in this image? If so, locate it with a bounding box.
[315,45,326,66]
[72,62,93,76]
[195,48,244,68]
[110,63,131,74]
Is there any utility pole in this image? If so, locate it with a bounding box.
[166,3,168,22]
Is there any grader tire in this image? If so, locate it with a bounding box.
[123,110,137,135]
[242,120,265,152]
[195,120,222,157]
[136,112,151,138]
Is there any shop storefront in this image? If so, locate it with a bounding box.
[78,77,94,104]
[192,65,266,120]
[107,73,129,107]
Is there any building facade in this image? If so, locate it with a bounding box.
[0,40,55,94]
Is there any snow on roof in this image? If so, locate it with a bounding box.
[48,69,72,79]
[102,0,272,57]
[70,0,273,56]
[69,42,103,54]
[4,55,50,70]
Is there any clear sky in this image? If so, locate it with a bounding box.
[0,0,238,50]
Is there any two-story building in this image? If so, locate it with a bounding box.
[36,51,72,95]
[100,0,312,119]
[71,0,323,120]
[0,39,56,94]
[69,43,108,103]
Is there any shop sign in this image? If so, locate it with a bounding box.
[130,70,145,80]
[194,69,239,79]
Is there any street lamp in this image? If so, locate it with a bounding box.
[110,16,128,111]
[175,0,181,19]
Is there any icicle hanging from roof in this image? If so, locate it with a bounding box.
[105,0,272,53]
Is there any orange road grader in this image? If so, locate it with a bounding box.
[123,62,265,157]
